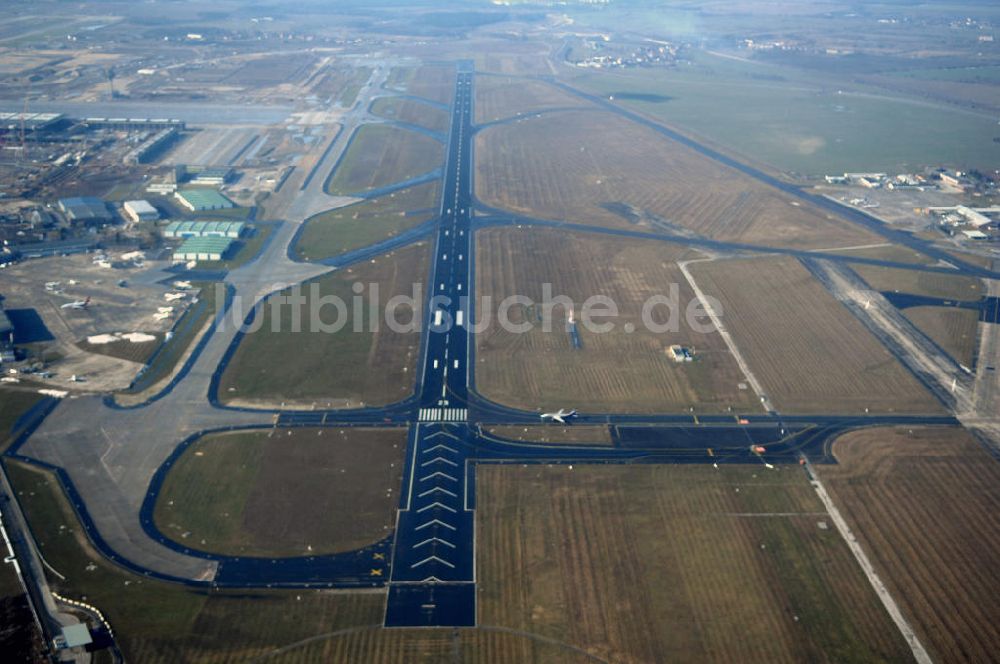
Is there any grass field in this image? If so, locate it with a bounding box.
[568,50,1000,175]
[484,425,612,445]
[4,460,386,663]
[820,426,1000,663]
[475,110,877,249]
[943,248,997,271]
[295,181,438,261]
[476,464,912,663]
[690,256,942,414]
[852,264,984,301]
[903,306,980,368]
[826,243,935,265]
[219,243,429,408]
[474,76,589,125]
[154,427,405,557]
[475,228,757,413]
[370,96,449,133]
[0,389,45,453]
[325,124,443,196]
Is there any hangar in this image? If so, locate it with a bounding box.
[172,236,233,262]
[164,220,245,239]
[174,189,235,212]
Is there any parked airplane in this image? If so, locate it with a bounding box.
[60,297,91,310]
[541,408,577,424]
[164,292,185,302]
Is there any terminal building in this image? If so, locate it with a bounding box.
[163,220,245,239]
[172,236,233,262]
[174,189,235,212]
[0,111,65,134]
[122,200,159,223]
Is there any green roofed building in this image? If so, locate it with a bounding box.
[172,236,233,262]
[164,220,245,238]
[174,188,234,212]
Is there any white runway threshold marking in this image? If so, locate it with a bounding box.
[418,408,468,422]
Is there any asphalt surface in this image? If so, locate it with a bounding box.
[3,63,995,633]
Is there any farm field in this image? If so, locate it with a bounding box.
[474,75,589,125]
[485,425,612,445]
[296,181,438,261]
[476,464,913,663]
[903,306,980,367]
[820,426,1000,663]
[475,110,878,249]
[568,51,1000,176]
[325,124,443,196]
[852,264,984,301]
[690,256,943,414]
[4,460,386,663]
[218,243,429,409]
[370,96,449,134]
[154,427,405,557]
[475,228,758,414]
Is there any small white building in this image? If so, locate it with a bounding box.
[122,199,159,223]
[962,229,989,240]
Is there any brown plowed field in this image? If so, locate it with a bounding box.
[475,228,757,413]
[820,426,1000,664]
[476,464,913,663]
[475,111,878,249]
[398,64,455,106]
[690,256,943,414]
[475,76,590,125]
[903,306,980,367]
